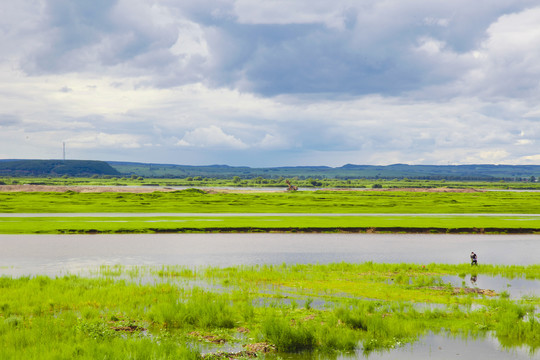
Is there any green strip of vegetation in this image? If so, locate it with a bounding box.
[1,189,540,214]
[2,173,540,189]
[1,214,539,234]
[1,263,538,359]
[2,189,539,233]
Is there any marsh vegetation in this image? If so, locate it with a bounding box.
[1,262,538,359]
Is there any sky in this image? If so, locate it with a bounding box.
[0,1,539,167]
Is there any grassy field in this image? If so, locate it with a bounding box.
[2,176,540,190]
[1,189,540,214]
[1,189,539,234]
[1,214,539,234]
[0,263,538,359]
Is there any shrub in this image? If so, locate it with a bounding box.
[261,316,316,352]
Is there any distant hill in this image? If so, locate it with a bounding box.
[108,161,539,181]
[0,159,537,180]
[0,160,119,177]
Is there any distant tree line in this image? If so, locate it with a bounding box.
[0,160,119,177]
[0,160,538,182]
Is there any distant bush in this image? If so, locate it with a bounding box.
[173,188,207,195]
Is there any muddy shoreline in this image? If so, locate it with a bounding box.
[57,226,539,235]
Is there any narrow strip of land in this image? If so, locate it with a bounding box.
[1,188,539,234]
[1,214,539,234]
[1,212,540,217]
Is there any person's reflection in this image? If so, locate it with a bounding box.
[470,274,477,286]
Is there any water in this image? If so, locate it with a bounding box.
[361,333,538,360]
[200,333,539,360]
[442,274,540,299]
[1,233,538,359]
[1,233,539,276]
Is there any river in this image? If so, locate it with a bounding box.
[1,233,539,276]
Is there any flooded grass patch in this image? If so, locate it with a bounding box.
[0,262,539,359]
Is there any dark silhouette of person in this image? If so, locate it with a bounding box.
[470,252,478,266]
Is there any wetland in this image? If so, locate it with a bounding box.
[1,258,539,359]
[1,233,539,359]
[0,182,538,359]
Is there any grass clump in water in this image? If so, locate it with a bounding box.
[1,262,539,358]
[148,289,238,329]
[261,315,316,352]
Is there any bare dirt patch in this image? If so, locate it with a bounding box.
[0,185,179,193]
[0,184,481,193]
[430,286,497,296]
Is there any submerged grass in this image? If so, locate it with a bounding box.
[1,263,539,359]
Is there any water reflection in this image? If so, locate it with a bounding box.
[442,274,540,299]
[209,333,539,360]
[1,233,539,277]
[1,232,538,359]
[361,333,538,360]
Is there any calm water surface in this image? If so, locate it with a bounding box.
[203,333,538,360]
[1,233,538,276]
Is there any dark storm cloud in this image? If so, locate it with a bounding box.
[205,0,537,96]
[14,0,540,98]
[22,0,180,75]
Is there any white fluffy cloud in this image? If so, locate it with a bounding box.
[176,126,248,149]
[0,0,538,166]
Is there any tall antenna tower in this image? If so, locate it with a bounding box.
[63,142,66,162]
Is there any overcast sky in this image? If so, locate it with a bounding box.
[1,1,539,167]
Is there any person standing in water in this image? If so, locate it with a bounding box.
[470,252,478,266]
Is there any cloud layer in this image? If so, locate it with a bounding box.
[0,0,538,166]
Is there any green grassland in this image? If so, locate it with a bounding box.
[2,175,540,189]
[2,189,540,213]
[1,189,539,234]
[1,263,538,359]
[1,214,539,234]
